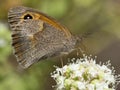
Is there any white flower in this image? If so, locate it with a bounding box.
[51,55,120,90]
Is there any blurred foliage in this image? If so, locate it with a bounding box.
[0,0,120,90]
[0,23,11,62]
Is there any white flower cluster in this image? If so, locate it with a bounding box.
[51,55,120,90]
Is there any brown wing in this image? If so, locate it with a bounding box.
[8,6,76,69]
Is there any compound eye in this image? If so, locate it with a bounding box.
[24,14,33,20]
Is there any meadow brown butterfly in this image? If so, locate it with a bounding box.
[8,6,81,69]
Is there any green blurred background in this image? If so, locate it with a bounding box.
[0,0,120,90]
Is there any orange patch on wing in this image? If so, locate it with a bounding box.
[34,13,72,38]
[41,16,71,38]
[21,12,72,38]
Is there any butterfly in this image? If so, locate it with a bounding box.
[8,6,82,69]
